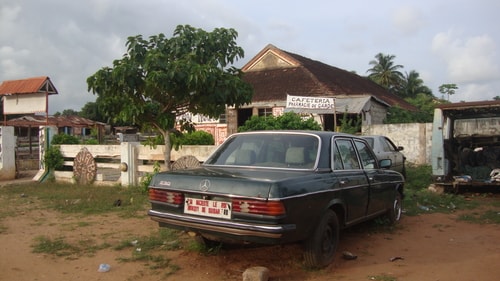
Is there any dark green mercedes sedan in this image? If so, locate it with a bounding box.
[148,131,404,268]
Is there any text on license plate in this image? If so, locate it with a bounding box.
[184,197,231,219]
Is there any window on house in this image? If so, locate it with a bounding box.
[258,108,273,117]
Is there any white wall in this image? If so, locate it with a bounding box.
[0,126,16,180]
[362,123,432,165]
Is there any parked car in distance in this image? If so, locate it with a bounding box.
[362,135,406,177]
[148,131,405,268]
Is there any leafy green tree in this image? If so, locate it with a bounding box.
[367,53,404,93]
[438,83,458,101]
[398,70,432,98]
[238,112,321,132]
[79,101,107,123]
[87,25,253,169]
[385,93,447,123]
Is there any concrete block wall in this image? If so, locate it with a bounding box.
[362,123,432,165]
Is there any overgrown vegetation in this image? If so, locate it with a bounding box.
[238,112,322,132]
[402,164,483,217]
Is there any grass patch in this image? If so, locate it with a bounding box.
[0,182,148,217]
[458,210,500,224]
[32,236,80,257]
[32,235,112,258]
[115,228,181,274]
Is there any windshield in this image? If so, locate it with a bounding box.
[205,133,320,169]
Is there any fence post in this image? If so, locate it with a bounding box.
[121,142,139,186]
[0,126,16,180]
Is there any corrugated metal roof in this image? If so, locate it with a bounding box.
[436,100,500,119]
[5,115,104,127]
[436,100,500,110]
[0,76,58,95]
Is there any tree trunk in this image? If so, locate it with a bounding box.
[162,130,172,171]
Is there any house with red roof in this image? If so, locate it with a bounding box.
[0,76,58,124]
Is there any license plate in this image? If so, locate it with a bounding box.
[184,197,232,219]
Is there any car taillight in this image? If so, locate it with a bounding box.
[149,188,184,205]
[232,199,285,216]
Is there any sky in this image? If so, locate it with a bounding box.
[1,0,499,114]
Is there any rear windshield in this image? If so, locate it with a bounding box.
[205,133,320,169]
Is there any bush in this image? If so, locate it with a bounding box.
[179,130,215,145]
[44,146,64,170]
[238,112,322,132]
[51,134,80,144]
[142,130,215,150]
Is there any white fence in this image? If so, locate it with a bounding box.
[54,143,216,186]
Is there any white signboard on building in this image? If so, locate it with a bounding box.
[286,95,335,112]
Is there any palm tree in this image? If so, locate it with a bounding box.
[399,70,432,98]
[367,53,404,93]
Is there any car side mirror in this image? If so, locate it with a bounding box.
[397,146,404,151]
[379,159,392,169]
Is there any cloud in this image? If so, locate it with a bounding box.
[432,30,500,83]
[392,6,425,36]
[451,82,500,102]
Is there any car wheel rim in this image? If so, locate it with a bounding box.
[393,198,402,221]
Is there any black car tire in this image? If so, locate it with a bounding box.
[303,209,339,268]
[387,192,402,224]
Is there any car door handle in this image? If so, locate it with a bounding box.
[340,179,349,185]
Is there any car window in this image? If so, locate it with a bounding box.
[205,133,319,169]
[381,137,398,152]
[355,140,377,169]
[332,143,344,170]
[335,139,360,170]
[364,137,375,149]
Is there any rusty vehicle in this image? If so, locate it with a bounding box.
[431,100,500,192]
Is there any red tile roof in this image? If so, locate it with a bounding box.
[242,45,417,111]
[0,76,58,95]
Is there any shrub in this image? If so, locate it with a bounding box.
[179,130,215,145]
[44,146,64,170]
[238,112,322,132]
[51,133,80,144]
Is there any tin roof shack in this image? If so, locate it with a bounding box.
[431,100,500,192]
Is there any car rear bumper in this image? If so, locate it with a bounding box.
[148,209,295,240]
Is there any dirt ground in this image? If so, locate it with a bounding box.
[1,176,499,281]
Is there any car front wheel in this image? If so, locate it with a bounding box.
[303,210,339,268]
